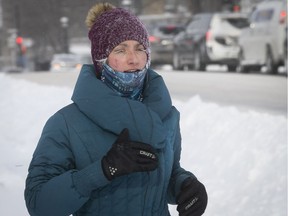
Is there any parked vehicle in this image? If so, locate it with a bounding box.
[50,53,91,72]
[139,13,190,65]
[238,0,287,74]
[33,46,54,71]
[173,12,249,71]
[285,26,287,69]
[149,24,185,65]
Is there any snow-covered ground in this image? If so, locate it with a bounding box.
[0,73,286,215]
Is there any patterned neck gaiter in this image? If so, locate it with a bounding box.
[101,63,147,101]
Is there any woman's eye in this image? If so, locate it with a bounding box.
[137,48,146,52]
[114,49,125,54]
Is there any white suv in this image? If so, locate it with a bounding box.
[173,12,249,71]
[238,0,287,74]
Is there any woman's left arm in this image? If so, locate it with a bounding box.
[166,121,195,204]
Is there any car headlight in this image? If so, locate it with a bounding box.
[161,40,173,46]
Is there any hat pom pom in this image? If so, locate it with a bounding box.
[85,3,115,29]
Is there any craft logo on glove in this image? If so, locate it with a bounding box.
[185,197,198,210]
[140,150,156,159]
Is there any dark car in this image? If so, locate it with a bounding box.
[149,24,185,65]
[284,26,287,71]
[173,12,249,71]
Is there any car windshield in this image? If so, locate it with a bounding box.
[186,15,212,32]
[253,9,274,22]
[151,25,185,37]
[158,25,184,35]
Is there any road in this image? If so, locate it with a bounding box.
[7,69,287,116]
[161,70,287,116]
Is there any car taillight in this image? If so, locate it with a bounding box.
[206,30,212,41]
[52,63,61,69]
[149,36,159,43]
[279,10,286,24]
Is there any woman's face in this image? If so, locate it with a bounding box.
[107,40,148,72]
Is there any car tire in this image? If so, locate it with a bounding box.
[237,49,250,73]
[227,65,237,72]
[173,51,182,70]
[265,46,278,74]
[193,48,206,71]
[237,65,250,73]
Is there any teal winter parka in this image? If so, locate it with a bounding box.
[25,64,194,216]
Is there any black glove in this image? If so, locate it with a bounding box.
[176,177,208,216]
[102,128,158,181]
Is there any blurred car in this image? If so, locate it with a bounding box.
[285,26,287,70]
[238,0,287,74]
[173,12,249,71]
[50,53,91,72]
[149,24,185,65]
[33,46,54,71]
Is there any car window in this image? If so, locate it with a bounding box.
[223,17,250,29]
[187,16,211,32]
[154,25,185,36]
[253,9,274,23]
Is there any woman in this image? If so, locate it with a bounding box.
[24,3,207,216]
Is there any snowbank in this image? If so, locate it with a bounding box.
[0,73,286,215]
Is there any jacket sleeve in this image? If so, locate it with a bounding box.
[25,112,109,216]
[166,115,195,204]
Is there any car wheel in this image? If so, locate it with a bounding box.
[173,51,182,70]
[237,64,250,73]
[227,65,237,72]
[265,47,278,74]
[193,48,205,71]
[172,52,179,70]
[237,50,249,73]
